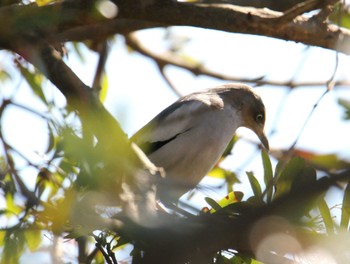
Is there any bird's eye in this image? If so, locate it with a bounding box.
[256,114,264,123]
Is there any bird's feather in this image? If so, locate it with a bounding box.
[131,90,224,154]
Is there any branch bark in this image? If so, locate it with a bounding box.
[199,0,310,12]
[117,1,350,54]
[1,0,350,55]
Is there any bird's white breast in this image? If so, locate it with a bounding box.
[149,105,242,196]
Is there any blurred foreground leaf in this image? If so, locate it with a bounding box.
[204,191,243,214]
[341,181,350,229]
[246,171,262,198]
[24,229,42,252]
[293,149,350,171]
[262,150,273,203]
[329,4,350,29]
[318,198,334,234]
[274,156,317,200]
[338,98,350,120]
[17,62,47,104]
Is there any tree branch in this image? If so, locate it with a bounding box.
[269,0,332,25]
[56,19,163,43]
[125,33,350,89]
[1,0,350,56]
[118,1,350,54]
[199,0,310,12]
[117,168,350,263]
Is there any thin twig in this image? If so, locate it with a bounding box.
[95,242,113,264]
[125,33,350,89]
[157,63,183,97]
[288,49,339,153]
[261,49,340,199]
[10,101,50,120]
[106,239,118,264]
[92,40,109,94]
[0,100,39,206]
[270,0,322,25]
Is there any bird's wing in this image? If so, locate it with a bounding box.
[131,91,224,155]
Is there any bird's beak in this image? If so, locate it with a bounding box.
[249,124,269,151]
[256,130,269,151]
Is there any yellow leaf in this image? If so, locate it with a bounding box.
[36,0,54,6]
[0,231,6,246]
[99,74,109,103]
[24,230,42,252]
[216,191,241,208]
[204,191,242,214]
[6,194,22,216]
[39,189,76,234]
[208,167,226,179]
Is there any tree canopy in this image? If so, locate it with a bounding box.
[0,0,350,263]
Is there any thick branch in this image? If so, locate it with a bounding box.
[56,19,163,43]
[199,0,311,12]
[1,1,350,56]
[117,1,350,55]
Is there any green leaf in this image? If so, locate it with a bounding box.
[208,167,226,179]
[0,231,5,246]
[99,73,109,103]
[310,153,350,170]
[208,167,240,193]
[261,149,273,203]
[341,182,350,229]
[274,157,305,199]
[0,69,11,82]
[5,193,22,216]
[17,63,47,104]
[221,135,239,158]
[338,98,350,120]
[24,229,42,252]
[329,4,350,29]
[46,123,56,154]
[36,0,55,6]
[246,171,262,197]
[216,192,242,209]
[93,251,105,264]
[230,256,243,264]
[204,197,222,212]
[3,229,26,264]
[232,255,264,264]
[318,198,334,234]
[294,149,350,171]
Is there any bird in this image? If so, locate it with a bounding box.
[131,83,269,205]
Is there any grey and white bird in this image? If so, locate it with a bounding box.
[131,83,269,205]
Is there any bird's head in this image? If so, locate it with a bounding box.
[221,84,269,150]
